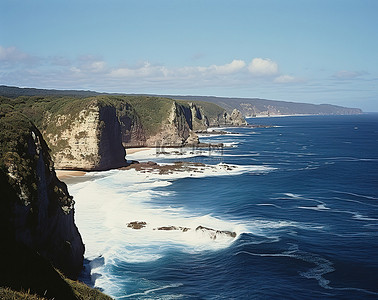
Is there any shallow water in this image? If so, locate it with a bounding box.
[70,114,378,299]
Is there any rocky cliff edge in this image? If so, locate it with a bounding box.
[1,95,247,171]
[0,110,85,279]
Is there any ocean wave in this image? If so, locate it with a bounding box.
[245,219,324,237]
[329,190,378,201]
[319,156,378,162]
[255,203,285,210]
[71,165,271,290]
[283,193,303,198]
[234,243,335,290]
[118,283,184,299]
[297,204,330,211]
[126,147,216,161]
[352,214,378,221]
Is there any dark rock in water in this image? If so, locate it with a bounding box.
[181,227,191,232]
[195,225,237,239]
[127,221,147,229]
[157,226,179,231]
[125,221,235,238]
[156,226,191,232]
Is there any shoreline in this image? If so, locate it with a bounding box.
[126,147,152,154]
[56,170,86,180]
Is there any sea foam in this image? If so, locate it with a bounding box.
[70,162,272,291]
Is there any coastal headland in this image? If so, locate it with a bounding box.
[0,87,363,298]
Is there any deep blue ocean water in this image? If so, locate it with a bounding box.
[71,114,378,299]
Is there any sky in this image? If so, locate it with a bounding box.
[1,0,377,111]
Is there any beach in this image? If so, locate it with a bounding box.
[56,170,86,180]
[126,147,152,155]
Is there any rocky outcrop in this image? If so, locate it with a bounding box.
[125,220,237,240]
[145,102,195,147]
[0,112,85,279]
[2,95,246,170]
[227,109,248,126]
[189,102,209,131]
[195,225,237,239]
[118,102,147,148]
[208,108,248,127]
[44,101,127,171]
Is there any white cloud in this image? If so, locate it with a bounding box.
[1,47,308,95]
[248,58,278,76]
[110,62,169,78]
[110,59,246,79]
[88,61,107,73]
[274,75,300,83]
[208,59,246,75]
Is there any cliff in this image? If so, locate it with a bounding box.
[0,94,246,170]
[42,98,127,170]
[166,95,363,116]
[0,110,110,299]
[0,110,85,278]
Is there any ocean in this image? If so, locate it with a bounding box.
[68,114,378,299]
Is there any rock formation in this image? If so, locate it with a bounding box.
[209,108,248,127]
[0,111,85,279]
[125,221,237,240]
[0,94,248,170]
[44,100,127,171]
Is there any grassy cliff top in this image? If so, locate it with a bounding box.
[94,95,175,135]
[176,99,226,118]
[1,94,225,137]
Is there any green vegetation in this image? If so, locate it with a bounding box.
[0,93,228,160]
[0,107,112,299]
[0,94,176,136]
[67,278,112,300]
[177,99,225,120]
[0,110,39,206]
[121,96,174,135]
[0,287,46,300]
[1,94,225,140]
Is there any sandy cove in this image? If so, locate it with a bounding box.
[55,148,151,180]
[55,170,86,180]
[126,147,152,154]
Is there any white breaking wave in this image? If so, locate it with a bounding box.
[118,283,184,299]
[70,162,273,294]
[298,204,331,211]
[126,147,227,162]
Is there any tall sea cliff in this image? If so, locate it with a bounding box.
[0,109,110,299]
[1,95,246,171]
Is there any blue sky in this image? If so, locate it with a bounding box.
[1,0,377,111]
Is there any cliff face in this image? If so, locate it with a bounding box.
[166,95,363,116]
[188,102,209,131]
[0,112,85,279]
[118,102,147,148]
[1,95,247,170]
[44,100,127,170]
[207,108,248,127]
[143,102,193,147]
